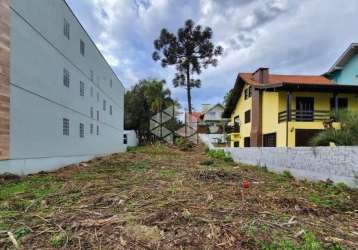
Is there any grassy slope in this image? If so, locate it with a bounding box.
[0,144,357,249]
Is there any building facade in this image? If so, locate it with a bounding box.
[200,104,225,134]
[223,68,358,148]
[325,43,358,85]
[0,0,126,174]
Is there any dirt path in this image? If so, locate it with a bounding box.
[0,144,357,249]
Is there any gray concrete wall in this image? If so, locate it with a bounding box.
[199,134,226,145]
[0,0,126,174]
[224,147,358,187]
[124,130,138,148]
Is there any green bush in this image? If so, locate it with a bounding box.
[207,149,233,162]
[311,110,358,146]
[175,137,194,151]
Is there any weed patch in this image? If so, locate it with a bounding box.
[0,144,356,249]
[51,232,67,248]
[207,149,233,162]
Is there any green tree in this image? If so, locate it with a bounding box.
[152,19,223,114]
[310,111,358,146]
[124,79,178,143]
[223,88,233,109]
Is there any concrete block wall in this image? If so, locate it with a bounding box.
[224,147,358,187]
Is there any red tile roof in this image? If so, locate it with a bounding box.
[240,73,332,86]
[186,112,202,122]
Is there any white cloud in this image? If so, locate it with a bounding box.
[67,0,358,110]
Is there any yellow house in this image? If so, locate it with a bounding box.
[223,68,358,147]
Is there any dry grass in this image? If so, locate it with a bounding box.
[0,143,357,249]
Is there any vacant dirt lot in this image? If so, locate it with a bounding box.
[0,144,357,249]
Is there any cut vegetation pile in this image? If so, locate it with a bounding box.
[0,144,357,249]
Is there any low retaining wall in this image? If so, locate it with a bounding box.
[224,147,358,187]
[124,130,138,148]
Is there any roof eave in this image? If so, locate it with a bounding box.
[327,43,358,74]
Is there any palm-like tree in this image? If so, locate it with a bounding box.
[142,79,172,113]
[310,111,358,146]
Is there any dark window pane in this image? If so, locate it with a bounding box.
[245,110,251,123]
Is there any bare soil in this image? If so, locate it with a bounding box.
[0,144,357,249]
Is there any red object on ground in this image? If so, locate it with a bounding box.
[242,179,250,189]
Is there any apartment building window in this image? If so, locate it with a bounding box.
[96,125,99,136]
[110,79,113,88]
[123,134,128,145]
[90,70,94,82]
[103,99,106,111]
[90,123,94,134]
[63,118,69,136]
[96,110,99,121]
[63,68,70,87]
[64,19,70,39]
[90,86,94,97]
[110,105,113,115]
[80,39,85,56]
[97,92,100,102]
[244,110,251,123]
[80,81,85,96]
[80,123,85,138]
[90,107,94,118]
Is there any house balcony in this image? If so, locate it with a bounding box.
[226,124,240,142]
[230,132,241,142]
[278,110,332,123]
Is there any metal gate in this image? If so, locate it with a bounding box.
[149,105,199,144]
[149,105,176,144]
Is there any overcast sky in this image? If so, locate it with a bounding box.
[66,0,358,111]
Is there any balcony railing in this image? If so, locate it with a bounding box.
[226,124,240,133]
[278,110,332,123]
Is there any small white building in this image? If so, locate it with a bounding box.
[0,0,126,175]
[200,104,225,134]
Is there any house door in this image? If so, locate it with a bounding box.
[295,129,323,146]
[296,97,314,121]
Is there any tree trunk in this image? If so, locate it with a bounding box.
[186,67,192,114]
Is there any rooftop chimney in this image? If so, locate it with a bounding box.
[253,68,269,84]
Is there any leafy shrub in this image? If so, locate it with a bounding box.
[207,149,233,162]
[175,138,194,151]
[311,110,358,146]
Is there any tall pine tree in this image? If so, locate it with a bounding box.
[153,19,223,114]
